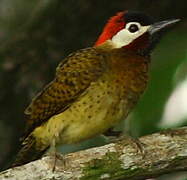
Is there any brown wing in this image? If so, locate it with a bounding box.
[24,47,106,137]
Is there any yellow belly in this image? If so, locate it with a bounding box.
[33,80,129,147]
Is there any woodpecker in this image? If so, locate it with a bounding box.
[13,11,180,167]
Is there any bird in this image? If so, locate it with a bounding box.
[12,10,180,167]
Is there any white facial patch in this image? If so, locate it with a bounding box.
[111,22,150,48]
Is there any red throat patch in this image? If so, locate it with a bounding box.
[95,11,126,46]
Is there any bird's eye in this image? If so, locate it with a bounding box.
[128,24,139,33]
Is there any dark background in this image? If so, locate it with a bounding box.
[0,1,187,179]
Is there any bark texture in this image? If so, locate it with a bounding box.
[1,127,187,180]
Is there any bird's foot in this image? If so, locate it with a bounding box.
[53,151,63,172]
[47,151,66,172]
[103,129,145,155]
[121,135,146,156]
[104,129,146,157]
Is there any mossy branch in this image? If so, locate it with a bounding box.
[1,127,187,180]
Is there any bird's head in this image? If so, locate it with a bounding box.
[95,11,180,55]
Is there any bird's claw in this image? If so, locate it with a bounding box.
[114,134,146,157]
[129,136,146,156]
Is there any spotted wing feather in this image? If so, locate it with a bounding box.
[24,48,106,137]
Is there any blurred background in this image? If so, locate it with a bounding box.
[0,0,186,179]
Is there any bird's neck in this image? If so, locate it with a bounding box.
[95,32,151,57]
[95,39,151,58]
[95,40,118,51]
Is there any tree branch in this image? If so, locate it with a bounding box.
[1,127,187,180]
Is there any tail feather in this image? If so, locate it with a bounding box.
[12,134,49,167]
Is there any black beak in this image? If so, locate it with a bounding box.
[149,19,180,35]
